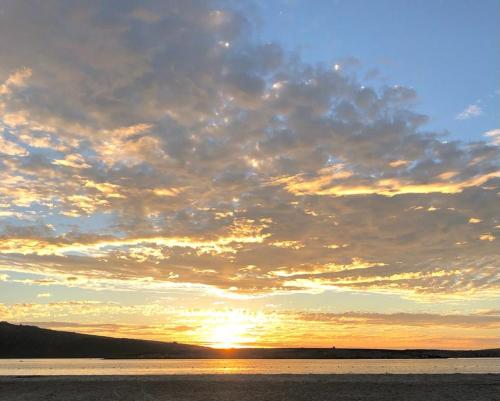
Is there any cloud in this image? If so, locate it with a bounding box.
[0,134,29,156]
[0,0,497,303]
[456,104,482,120]
[295,310,500,329]
[0,67,32,95]
[484,128,500,145]
[270,168,499,197]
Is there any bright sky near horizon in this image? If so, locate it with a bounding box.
[0,0,498,349]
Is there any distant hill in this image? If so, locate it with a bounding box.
[0,321,209,358]
[1,321,499,359]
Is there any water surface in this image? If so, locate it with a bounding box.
[1,358,499,375]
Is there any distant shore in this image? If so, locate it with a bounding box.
[0,322,500,359]
[1,374,499,401]
[3,321,500,360]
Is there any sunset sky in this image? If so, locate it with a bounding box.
[0,0,498,349]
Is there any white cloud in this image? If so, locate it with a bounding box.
[484,128,500,145]
[456,104,482,120]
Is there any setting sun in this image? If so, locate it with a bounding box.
[206,310,261,348]
[209,322,247,348]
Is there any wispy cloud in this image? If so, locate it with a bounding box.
[484,128,500,145]
[456,103,482,120]
[5,304,499,348]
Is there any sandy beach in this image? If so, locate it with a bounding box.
[1,374,499,401]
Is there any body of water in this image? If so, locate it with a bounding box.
[1,358,499,375]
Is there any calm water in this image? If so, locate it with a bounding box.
[1,358,499,375]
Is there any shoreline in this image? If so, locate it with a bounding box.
[2,373,500,380]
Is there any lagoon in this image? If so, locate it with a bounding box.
[2,357,499,376]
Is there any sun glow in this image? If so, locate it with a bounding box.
[206,310,262,348]
[209,322,247,348]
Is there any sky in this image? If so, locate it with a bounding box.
[0,0,498,349]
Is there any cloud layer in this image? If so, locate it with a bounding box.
[3,301,499,348]
[0,0,498,303]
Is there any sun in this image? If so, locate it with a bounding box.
[209,323,246,348]
[207,310,256,348]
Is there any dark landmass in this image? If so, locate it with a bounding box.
[1,375,500,401]
[1,321,499,359]
[0,322,209,359]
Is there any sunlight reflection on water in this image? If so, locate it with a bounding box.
[1,358,499,375]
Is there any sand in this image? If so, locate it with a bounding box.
[1,374,499,401]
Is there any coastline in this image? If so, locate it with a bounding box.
[1,374,499,401]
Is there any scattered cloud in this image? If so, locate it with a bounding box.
[456,104,482,120]
[484,128,500,145]
[0,0,497,305]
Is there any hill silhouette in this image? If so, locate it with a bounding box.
[0,321,208,358]
[1,322,499,359]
